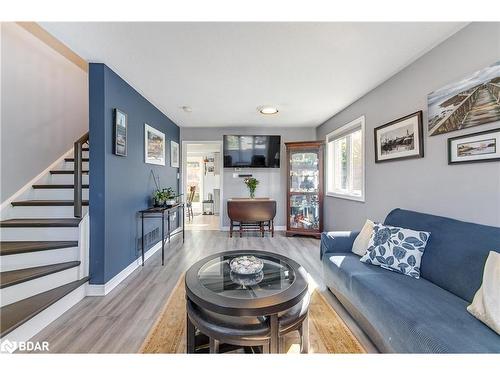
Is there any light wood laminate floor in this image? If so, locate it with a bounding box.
[31,230,377,353]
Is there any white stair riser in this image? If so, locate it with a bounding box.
[32,189,89,200]
[0,266,80,306]
[1,247,79,272]
[60,161,89,171]
[6,206,89,218]
[49,174,89,185]
[0,227,80,241]
[0,282,87,344]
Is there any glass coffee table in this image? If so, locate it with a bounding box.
[185,250,308,353]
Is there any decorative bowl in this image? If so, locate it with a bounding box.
[229,255,264,275]
[230,270,264,287]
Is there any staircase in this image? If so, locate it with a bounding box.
[0,136,90,344]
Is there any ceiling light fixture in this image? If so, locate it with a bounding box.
[181,106,192,113]
[258,106,279,115]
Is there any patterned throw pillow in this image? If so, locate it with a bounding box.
[359,223,430,279]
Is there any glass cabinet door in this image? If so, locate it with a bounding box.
[289,149,320,231]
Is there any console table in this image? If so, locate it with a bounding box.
[138,203,185,266]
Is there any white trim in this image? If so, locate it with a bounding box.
[181,140,224,229]
[0,146,74,212]
[85,228,182,296]
[1,282,87,344]
[325,115,366,203]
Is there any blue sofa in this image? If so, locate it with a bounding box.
[320,208,500,353]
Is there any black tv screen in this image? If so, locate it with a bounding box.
[223,135,281,168]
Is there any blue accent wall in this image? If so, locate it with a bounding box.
[89,63,180,284]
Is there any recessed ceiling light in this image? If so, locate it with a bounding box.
[181,106,192,113]
[258,106,279,115]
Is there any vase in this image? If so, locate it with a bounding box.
[249,190,255,199]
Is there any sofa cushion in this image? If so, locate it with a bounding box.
[324,253,500,353]
[360,223,430,279]
[384,208,500,302]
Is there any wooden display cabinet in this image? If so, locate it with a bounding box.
[285,141,324,238]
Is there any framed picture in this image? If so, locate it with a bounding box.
[113,109,127,156]
[374,111,424,163]
[144,124,165,165]
[170,141,179,168]
[448,128,500,164]
[428,60,500,136]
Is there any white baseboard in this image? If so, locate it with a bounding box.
[220,225,286,232]
[86,228,182,296]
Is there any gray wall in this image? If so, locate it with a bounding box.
[0,23,88,202]
[181,126,316,226]
[317,22,500,230]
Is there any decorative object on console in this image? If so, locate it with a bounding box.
[229,255,264,275]
[448,128,500,164]
[113,108,127,156]
[243,177,259,199]
[151,170,179,207]
[374,111,424,163]
[352,219,375,257]
[467,251,500,335]
[360,223,430,279]
[170,140,179,168]
[145,123,166,165]
[428,60,500,136]
[285,141,324,238]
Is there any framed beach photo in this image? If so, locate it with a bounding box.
[170,141,179,168]
[374,111,424,163]
[448,128,500,164]
[144,124,166,165]
[113,108,127,156]
[428,60,500,136]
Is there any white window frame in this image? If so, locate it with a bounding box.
[325,115,365,202]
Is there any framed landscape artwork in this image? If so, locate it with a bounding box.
[113,109,127,156]
[448,128,500,164]
[144,124,166,165]
[171,141,179,168]
[428,60,500,136]
[374,111,424,163]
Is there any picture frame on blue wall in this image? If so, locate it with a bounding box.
[113,108,127,156]
[145,123,166,165]
[171,141,179,168]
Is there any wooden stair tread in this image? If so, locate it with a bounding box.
[0,261,81,289]
[0,218,82,227]
[0,241,79,256]
[11,200,89,207]
[32,184,89,189]
[0,277,89,337]
[64,158,89,162]
[82,147,89,151]
[50,170,89,174]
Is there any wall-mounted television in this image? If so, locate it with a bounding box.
[223,135,281,168]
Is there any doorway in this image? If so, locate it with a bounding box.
[182,141,223,230]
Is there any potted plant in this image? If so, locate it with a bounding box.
[152,189,167,207]
[244,177,259,199]
[163,187,177,206]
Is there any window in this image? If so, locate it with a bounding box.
[326,116,365,201]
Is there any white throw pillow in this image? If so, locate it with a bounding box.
[467,251,500,335]
[352,219,374,256]
[359,223,430,279]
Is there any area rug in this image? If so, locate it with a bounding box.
[139,275,365,354]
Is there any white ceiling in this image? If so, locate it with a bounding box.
[40,22,466,128]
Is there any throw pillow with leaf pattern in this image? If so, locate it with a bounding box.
[360,223,430,279]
